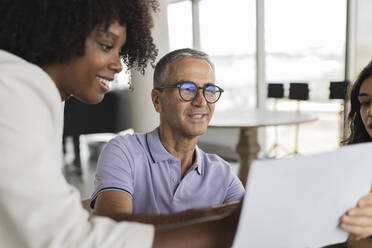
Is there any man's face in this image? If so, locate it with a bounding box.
[152,57,215,139]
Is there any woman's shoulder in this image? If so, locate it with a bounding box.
[0,50,44,76]
[0,50,60,100]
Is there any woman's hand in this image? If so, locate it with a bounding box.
[340,193,372,240]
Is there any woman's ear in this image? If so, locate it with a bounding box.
[151,89,162,113]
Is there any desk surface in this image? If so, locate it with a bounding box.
[208,109,318,185]
[209,109,317,128]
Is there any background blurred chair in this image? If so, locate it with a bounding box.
[289,82,310,154]
[63,88,132,176]
[289,82,309,102]
[329,81,350,142]
[267,83,284,110]
[266,83,291,157]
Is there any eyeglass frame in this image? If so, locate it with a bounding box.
[155,81,224,104]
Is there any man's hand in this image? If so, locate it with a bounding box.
[340,193,372,240]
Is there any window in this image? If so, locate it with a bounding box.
[167,0,193,50]
[264,0,347,154]
[265,0,346,100]
[167,0,348,156]
[199,0,256,110]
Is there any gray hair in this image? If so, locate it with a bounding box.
[153,48,215,88]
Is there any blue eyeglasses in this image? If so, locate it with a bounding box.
[156,81,224,103]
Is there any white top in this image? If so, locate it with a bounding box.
[0,50,154,247]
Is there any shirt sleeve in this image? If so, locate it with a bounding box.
[223,167,245,203]
[0,54,154,248]
[91,136,135,208]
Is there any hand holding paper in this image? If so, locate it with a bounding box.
[233,143,372,248]
[341,192,372,240]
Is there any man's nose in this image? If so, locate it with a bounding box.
[192,89,207,106]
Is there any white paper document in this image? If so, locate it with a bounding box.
[233,143,372,248]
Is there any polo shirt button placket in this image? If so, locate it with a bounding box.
[173,160,181,184]
[168,160,176,188]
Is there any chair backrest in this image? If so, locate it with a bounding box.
[267,83,284,99]
[329,81,349,100]
[289,82,309,101]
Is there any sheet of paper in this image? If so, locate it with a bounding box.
[233,143,372,248]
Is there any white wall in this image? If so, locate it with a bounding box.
[129,0,170,133]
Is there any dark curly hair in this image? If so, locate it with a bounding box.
[0,0,159,73]
[344,60,372,144]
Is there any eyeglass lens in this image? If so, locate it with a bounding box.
[179,82,221,103]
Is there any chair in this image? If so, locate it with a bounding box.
[266,83,290,157]
[289,82,310,154]
[289,82,309,101]
[329,81,349,142]
[63,88,132,176]
[268,83,284,102]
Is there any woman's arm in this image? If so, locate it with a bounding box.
[152,200,242,248]
[347,238,372,248]
[113,201,240,226]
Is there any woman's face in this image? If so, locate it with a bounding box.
[45,21,127,103]
[358,77,372,138]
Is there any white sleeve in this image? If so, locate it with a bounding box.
[0,52,154,248]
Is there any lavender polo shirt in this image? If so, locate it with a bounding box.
[90,128,245,214]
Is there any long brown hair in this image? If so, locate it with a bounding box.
[344,60,372,144]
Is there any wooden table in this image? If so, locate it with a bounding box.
[209,109,317,185]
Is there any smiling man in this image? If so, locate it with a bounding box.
[91,48,244,218]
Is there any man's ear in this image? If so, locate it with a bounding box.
[151,89,162,113]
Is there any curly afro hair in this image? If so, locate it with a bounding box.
[0,0,159,73]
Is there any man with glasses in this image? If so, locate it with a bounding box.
[91,48,244,220]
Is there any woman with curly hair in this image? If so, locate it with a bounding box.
[0,1,241,247]
[339,61,372,248]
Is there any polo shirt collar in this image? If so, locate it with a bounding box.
[147,128,174,163]
[147,128,203,175]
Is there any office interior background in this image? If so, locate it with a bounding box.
[64,0,372,198]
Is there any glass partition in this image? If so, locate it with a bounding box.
[264,0,347,155]
[199,0,256,111]
[167,0,193,51]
